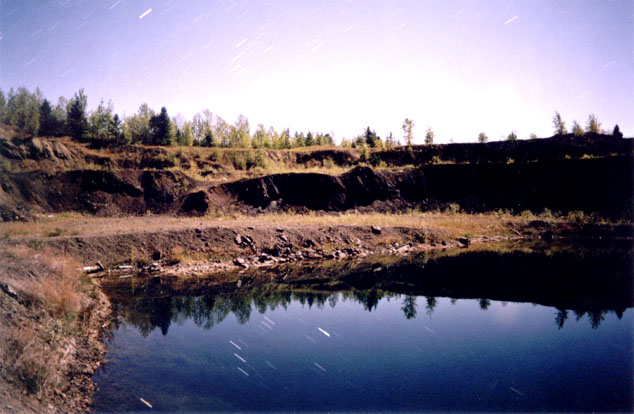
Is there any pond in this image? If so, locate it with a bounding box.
[92,245,633,413]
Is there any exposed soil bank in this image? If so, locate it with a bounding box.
[1,134,632,221]
[0,243,110,414]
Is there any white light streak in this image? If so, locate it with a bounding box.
[602,60,616,68]
[109,1,121,10]
[504,16,519,25]
[235,38,247,48]
[231,51,245,62]
[237,367,249,376]
[138,8,152,19]
[229,340,242,350]
[311,41,325,52]
[314,362,326,372]
[318,327,330,337]
[234,353,247,363]
[264,316,276,326]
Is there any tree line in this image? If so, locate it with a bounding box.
[0,87,625,148]
[0,87,337,149]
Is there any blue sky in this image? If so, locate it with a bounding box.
[1,0,632,143]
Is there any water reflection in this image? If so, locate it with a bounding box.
[108,245,633,336]
[114,289,628,338]
[95,245,634,413]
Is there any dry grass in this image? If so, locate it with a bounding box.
[13,247,87,320]
[0,244,93,399]
[0,207,626,242]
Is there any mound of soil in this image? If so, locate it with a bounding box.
[1,169,198,217]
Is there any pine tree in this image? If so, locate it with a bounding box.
[149,107,172,145]
[613,124,623,139]
[477,132,488,143]
[39,99,57,136]
[67,89,88,140]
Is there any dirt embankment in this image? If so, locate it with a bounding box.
[0,244,110,414]
[1,133,633,221]
[2,157,633,221]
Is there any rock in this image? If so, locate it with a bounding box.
[195,228,202,234]
[303,238,316,248]
[234,258,249,269]
[0,282,18,300]
[279,235,289,243]
[152,251,162,260]
[458,237,471,247]
[234,235,242,245]
[276,228,284,233]
[371,225,382,235]
[236,279,243,288]
[441,240,447,246]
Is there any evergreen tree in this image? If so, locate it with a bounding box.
[305,131,314,146]
[149,106,172,145]
[613,124,623,139]
[110,114,125,143]
[38,99,57,136]
[506,131,518,141]
[364,126,379,147]
[67,89,88,140]
[0,90,6,123]
[477,132,488,143]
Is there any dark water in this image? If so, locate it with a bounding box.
[92,247,634,413]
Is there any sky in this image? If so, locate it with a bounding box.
[1,0,632,143]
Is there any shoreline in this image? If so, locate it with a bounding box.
[0,215,632,413]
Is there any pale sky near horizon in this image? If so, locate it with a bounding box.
[1,0,632,143]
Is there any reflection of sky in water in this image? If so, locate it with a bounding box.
[92,296,633,412]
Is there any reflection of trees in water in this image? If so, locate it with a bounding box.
[401,296,417,319]
[117,288,625,337]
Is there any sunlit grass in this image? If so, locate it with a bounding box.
[2,208,618,241]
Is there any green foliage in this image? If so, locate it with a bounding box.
[384,132,396,149]
[506,131,517,141]
[477,132,488,143]
[364,126,381,148]
[402,118,414,146]
[613,124,623,139]
[572,121,584,137]
[552,111,567,135]
[38,99,59,136]
[124,103,153,144]
[424,127,434,145]
[586,114,601,134]
[529,133,538,139]
[149,106,172,145]
[6,87,41,136]
[0,90,6,122]
[88,99,115,141]
[67,89,88,140]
